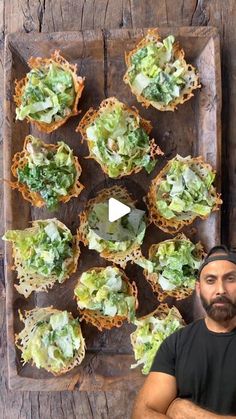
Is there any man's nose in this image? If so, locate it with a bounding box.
[215,279,226,295]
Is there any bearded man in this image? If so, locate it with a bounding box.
[132,245,236,418]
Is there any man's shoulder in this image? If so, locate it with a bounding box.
[165,318,204,345]
[182,317,204,332]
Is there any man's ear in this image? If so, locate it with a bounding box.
[195,280,200,297]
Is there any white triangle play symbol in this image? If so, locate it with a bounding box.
[108,198,131,222]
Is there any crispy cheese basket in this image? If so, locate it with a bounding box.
[76,96,163,178]
[15,307,85,375]
[74,266,138,331]
[147,155,222,234]
[9,135,84,208]
[14,51,85,133]
[77,185,146,268]
[3,219,80,298]
[124,29,200,111]
[130,303,184,374]
[141,234,205,301]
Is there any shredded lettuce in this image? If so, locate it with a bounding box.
[86,201,146,253]
[3,219,73,281]
[131,308,183,374]
[128,35,192,105]
[75,266,136,321]
[86,101,156,177]
[155,155,217,221]
[16,62,75,124]
[21,311,82,372]
[17,136,77,210]
[137,238,203,291]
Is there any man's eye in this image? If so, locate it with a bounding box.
[227,276,236,282]
[206,278,215,284]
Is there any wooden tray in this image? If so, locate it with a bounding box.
[4,27,221,391]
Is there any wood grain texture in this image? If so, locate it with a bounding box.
[4,27,221,392]
[0,0,236,418]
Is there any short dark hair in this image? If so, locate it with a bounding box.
[197,245,236,280]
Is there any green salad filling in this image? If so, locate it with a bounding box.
[128,35,193,105]
[16,62,75,123]
[137,239,203,291]
[86,100,156,177]
[21,311,83,372]
[3,219,73,280]
[156,156,217,221]
[86,202,146,253]
[131,308,183,374]
[75,266,136,320]
[17,136,77,210]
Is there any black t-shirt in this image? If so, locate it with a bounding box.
[151,318,236,415]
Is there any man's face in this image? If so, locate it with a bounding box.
[196,259,236,322]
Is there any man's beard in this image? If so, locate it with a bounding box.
[200,293,236,322]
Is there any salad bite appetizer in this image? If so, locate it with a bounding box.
[10,135,83,210]
[137,234,205,301]
[147,155,222,233]
[74,266,137,331]
[14,50,84,133]
[3,219,79,298]
[77,97,163,178]
[77,185,147,268]
[124,30,200,111]
[16,308,85,375]
[130,304,183,375]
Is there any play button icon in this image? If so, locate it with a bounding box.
[108,198,131,222]
[87,181,147,242]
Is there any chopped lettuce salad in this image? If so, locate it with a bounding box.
[137,239,202,291]
[75,266,136,320]
[155,156,217,221]
[86,201,146,253]
[131,308,183,374]
[20,311,83,373]
[17,137,77,210]
[3,220,73,281]
[16,62,75,123]
[127,35,195,105]
[86,101,156,177]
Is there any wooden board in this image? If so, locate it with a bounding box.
[4,27,221,391]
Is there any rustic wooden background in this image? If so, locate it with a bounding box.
[0,1,235,418]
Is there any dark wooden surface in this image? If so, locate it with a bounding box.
[4,27,221,392]
[0,1,236,418]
